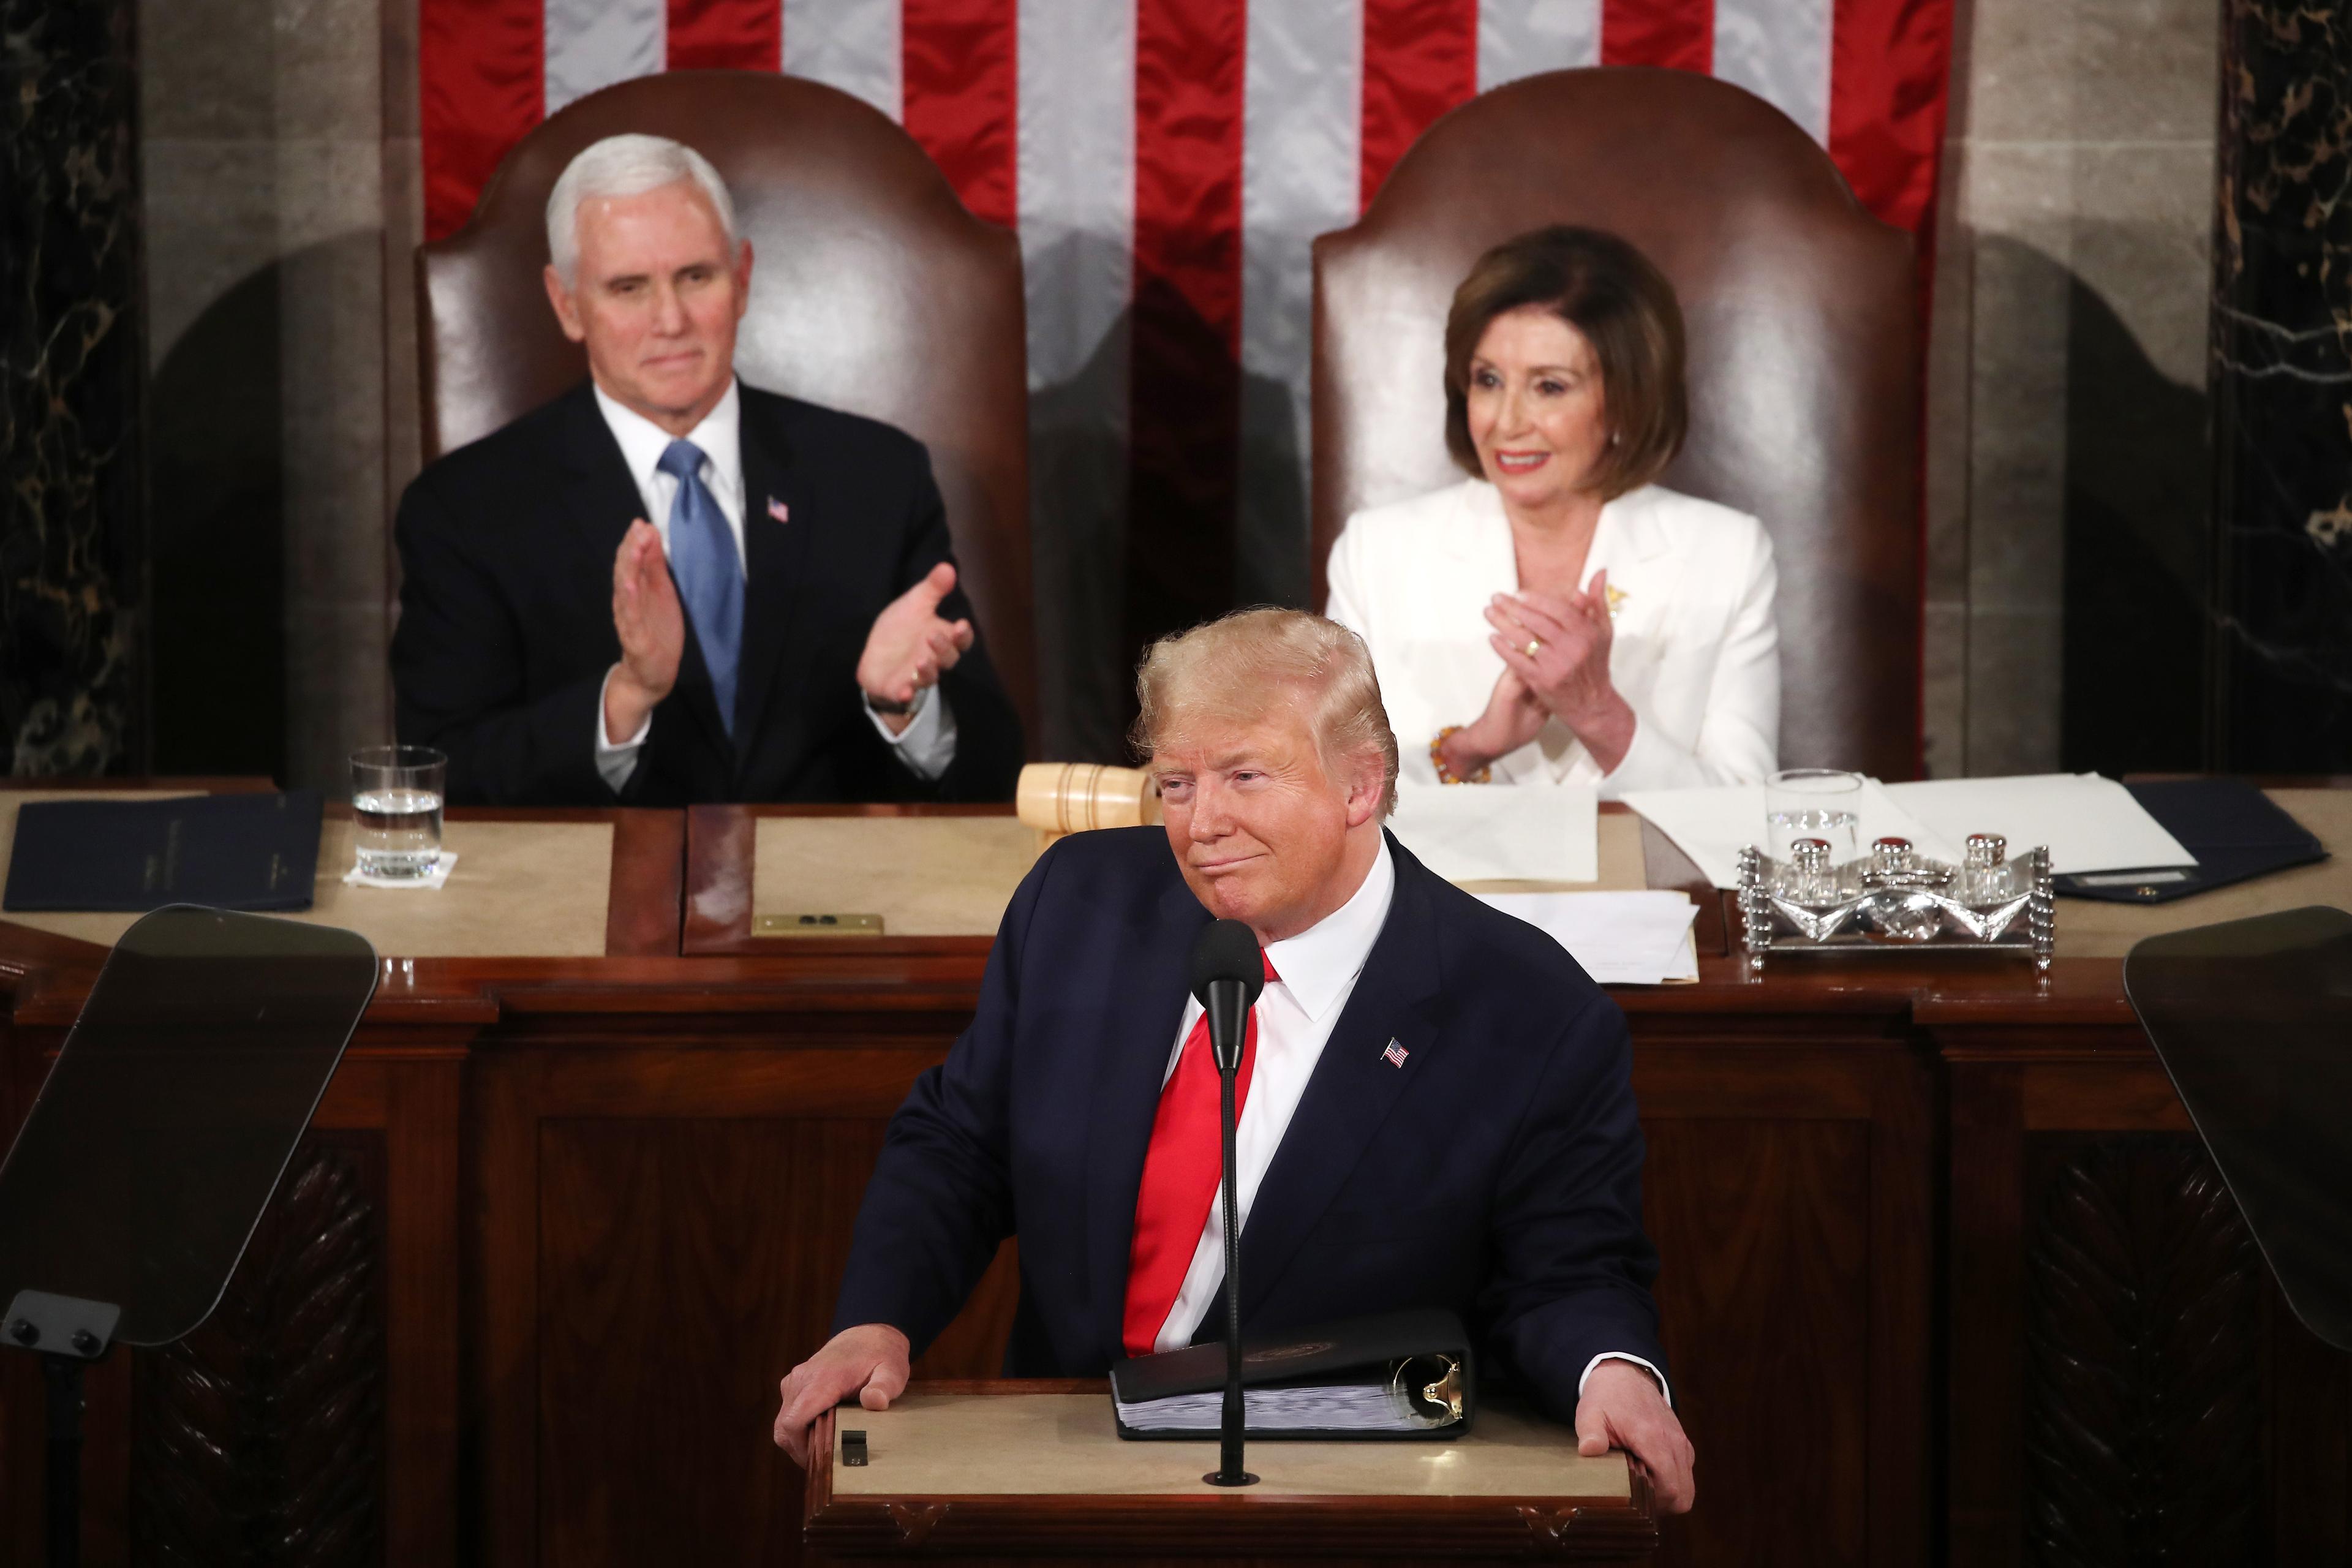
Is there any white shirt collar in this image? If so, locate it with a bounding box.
[1260,834,1396,1023]
[592,376,743,499]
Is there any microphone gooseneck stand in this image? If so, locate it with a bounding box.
[1188,918,1261,1489]
[1207,998,1255,1487]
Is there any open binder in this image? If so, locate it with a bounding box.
[1109,1308,1474,1441]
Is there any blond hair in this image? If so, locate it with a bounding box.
[1131,609,1400,818]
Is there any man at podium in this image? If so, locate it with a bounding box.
[774,609,1694,1512]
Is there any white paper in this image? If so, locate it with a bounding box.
[1621,781,1961,890]
[1389,782,1599,883]
[1880,774,2196,875]
[1477,891,1700,986]
[342,851,458,890]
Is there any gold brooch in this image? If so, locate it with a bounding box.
[1605,584,1629,619]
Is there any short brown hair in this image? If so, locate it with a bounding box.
[1131,609,1400,818]
[1442,226,1687,499]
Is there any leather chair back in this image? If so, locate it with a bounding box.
[419,70,1036,748]
[1313,67,1920,779]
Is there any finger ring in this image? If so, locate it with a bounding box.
[1524,639,1542,658]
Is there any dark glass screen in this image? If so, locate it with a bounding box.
[0,907,375,1346]
[2125,905,2352,1353]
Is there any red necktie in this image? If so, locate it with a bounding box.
[1122,952,1280,1357]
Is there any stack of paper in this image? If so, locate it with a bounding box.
[1389,782,1599,884]
[1880,774,2196,876]
[1619,780,1959,889]
[1477,891,1700,985]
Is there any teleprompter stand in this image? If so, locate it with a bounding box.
[2124,906,2352,1354]
[0,907,377,1566]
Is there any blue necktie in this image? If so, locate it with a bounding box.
[657,439,743,737]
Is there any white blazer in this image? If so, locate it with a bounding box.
[1326,479,1779,799]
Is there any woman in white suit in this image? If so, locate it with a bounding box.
[1325,226,1777,799]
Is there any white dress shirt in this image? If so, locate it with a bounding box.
[589,379,957,791]
[1148,836,1668,1404]
[1325,480,1777,801]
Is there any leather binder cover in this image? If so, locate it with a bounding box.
[2054,779,2325,905]
[1108,1308,1474,1442]
[4,792,323,912]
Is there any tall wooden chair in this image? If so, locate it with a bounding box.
[1313,67,1920,780]
[417,70,1037,748]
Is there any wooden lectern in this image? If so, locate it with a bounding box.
[802,1381,1657,1564]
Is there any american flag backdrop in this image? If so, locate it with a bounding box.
[419,0,1954,750]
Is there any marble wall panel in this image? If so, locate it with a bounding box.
[2,0,144,775]
[2208,0,2352,769]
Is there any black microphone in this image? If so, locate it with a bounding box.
[1189,918,1265,1072]
[1188,919,1262,1488]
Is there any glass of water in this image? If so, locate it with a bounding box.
[350,745,447,880]
[1766,768,1863,866]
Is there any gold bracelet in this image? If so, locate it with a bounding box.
[1430,725,1491,785]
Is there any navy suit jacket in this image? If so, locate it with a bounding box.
[831,824,1666,1420]
[390,379,1023,807]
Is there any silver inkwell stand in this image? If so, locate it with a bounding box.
[1736,833,2055,972]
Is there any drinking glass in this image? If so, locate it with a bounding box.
[1765,769,1863,865]
[350,745,447,879]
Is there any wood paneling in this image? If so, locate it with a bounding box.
[4,799,2347,1565]
[1645,1120,1871,1565]
[532,1119,1021,1565]
[130,1133,388,1564]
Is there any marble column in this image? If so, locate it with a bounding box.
[0,0,144,774]
[2209,1,2352,769]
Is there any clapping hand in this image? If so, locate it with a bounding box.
[605,519,684,743]
[1483,570,1636,773]
[858,562,976,731]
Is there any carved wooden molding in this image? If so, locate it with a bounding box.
[2024,1138,2263,1564]
[130,1135,386,1564]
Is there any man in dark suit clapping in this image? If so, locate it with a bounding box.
[771,608,1695,1513]
[391,134,1022,805]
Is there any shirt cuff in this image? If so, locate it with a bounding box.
[1578,1352,1672,1409]
[595,665,652,793]
[864,685,959,782]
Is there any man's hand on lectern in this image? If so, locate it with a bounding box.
[1575,1359,1696,1513]
[773,1322,912,1467]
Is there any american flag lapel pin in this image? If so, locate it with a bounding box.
[1381,1039,1409,1069]
[766,496,790,524]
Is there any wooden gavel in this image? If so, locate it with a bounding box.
[1016,762,1161,850]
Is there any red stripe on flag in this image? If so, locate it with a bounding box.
[1828,0,1955,236]
[1127,0,1248,657]
[418,0,542,241]
[668,0,781,72]
[903,0,1020,228]
[1599,0,1713,72]
[1359,0,1479,214]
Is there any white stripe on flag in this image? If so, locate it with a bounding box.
[1018,0,1137,756]
[1477,0,1601,92]
[1240,0,1361,608]
[544,0,663,116]
[783,0,902,121]
[1713,0,1834,143]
